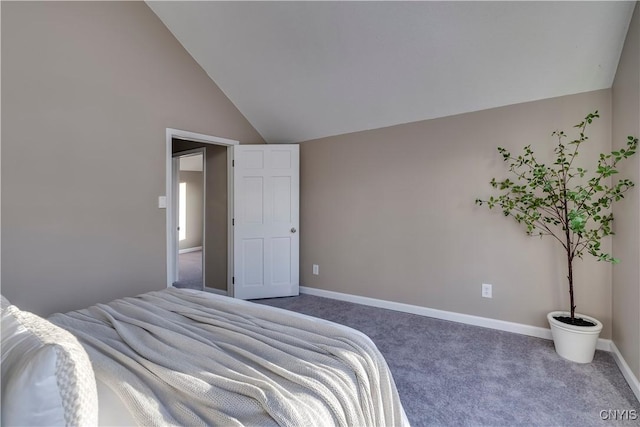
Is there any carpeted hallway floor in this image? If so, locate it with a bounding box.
[255,294,640,427]
[173,250,203,290]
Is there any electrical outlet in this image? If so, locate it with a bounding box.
[312,264,319,275]
[482,283,493,298]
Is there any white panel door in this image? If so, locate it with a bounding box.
[233,145,299,299]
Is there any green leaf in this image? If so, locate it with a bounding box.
[475,111,637,271]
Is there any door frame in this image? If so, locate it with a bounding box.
[173,148,206,290]
[165,128,238,295]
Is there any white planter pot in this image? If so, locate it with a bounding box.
[547,311,603,363]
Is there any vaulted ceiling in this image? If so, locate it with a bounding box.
[147,1,635,144]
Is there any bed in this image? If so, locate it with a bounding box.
[1,288,408,426]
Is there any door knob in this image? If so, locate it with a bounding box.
[291,227,297,233]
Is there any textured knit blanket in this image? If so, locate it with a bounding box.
[50,288,408,426]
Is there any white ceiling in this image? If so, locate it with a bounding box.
[147,1,635,144]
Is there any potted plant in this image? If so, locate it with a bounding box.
[475,111,638,363]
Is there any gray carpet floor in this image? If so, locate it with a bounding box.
[255,294,640,427]
[173,250,203,290]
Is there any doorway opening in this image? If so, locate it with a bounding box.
[165,129,238,296]
[173,149,205,290]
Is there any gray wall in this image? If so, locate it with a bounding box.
[178,170,204,251]
[1,1,264,316]
[299,89,614,338]
[612,2,640,380]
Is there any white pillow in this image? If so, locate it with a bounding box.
[1,296,98,426]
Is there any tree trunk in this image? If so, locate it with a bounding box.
[567,251,575,319]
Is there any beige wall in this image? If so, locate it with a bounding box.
[205,145,229,291]
[300,89,614,337]
[1,1,264,316]
[178,170,204,251]
[612,2,640,380]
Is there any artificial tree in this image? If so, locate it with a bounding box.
[476,111,638,325]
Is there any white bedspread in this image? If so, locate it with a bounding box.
[49,288,408,426]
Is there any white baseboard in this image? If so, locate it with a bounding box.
[179,246,202,254]
[299,286,612,351]
[610,342,640,402]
